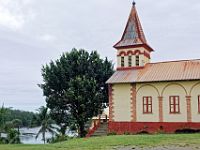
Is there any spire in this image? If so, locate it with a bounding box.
[132,0,136,5]
[114,2,153,51]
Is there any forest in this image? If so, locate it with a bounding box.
[2,108,37,127]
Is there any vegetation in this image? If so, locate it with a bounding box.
[32,106,57,144]
[6,129,20,144]
[40,49,114,137]
[0,105,9,133]
[0,105,21,144]
[0,105,43,144]
[0,106,36,128]
[1,134,200,150]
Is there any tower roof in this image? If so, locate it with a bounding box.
[114,2,153,51]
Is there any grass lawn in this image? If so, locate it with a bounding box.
[1,134,200,150]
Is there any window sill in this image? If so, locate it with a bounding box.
[169,112,181,114]
[143,113,153,115]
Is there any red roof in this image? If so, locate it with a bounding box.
[114,3,153,51]
[107,59,200,84]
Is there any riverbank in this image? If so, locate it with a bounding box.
[0,134,200,150]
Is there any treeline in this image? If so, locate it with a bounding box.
[4,109,36,127]
[0,105,40,144]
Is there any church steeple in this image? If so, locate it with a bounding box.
[115,2,153,70]
[132,0,136,5]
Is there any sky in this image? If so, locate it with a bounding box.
[0,0,200,112]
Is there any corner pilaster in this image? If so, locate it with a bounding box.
[131,84,137,122]
[108,84,114,121]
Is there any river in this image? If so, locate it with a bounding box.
[19,127,76,144]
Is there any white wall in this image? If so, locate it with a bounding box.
[136,84,159,122]
[112,84,132,122]
[112,81,200,123]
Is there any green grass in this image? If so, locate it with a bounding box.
[1,134,200,150]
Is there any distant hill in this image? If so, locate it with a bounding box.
[4,109,36,127]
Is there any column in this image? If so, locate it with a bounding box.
[186,96,192,122]
[158,96,163,122]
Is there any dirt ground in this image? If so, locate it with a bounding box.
[114,145,200,150]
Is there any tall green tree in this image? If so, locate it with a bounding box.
[65,76,100,137]
[40,49,114,137]
[33,106,56,144]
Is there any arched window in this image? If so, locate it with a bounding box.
[121,56,125,67]
[136,55,139,66]
[128,55,132,67]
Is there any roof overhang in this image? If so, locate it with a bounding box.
[113,43,154,52]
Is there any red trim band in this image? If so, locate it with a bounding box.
[109,122,200,134]
[117,50,151,59]
[117,66,144,71]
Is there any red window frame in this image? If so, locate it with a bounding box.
[143,96,152,114]
[198,95,200,113]
[169,96,180,114]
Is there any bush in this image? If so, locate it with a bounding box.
[175,129,200,134]
[107,132,117,136]
[47,134,71,143]
[0,137,9,144]
[124,132,131,135]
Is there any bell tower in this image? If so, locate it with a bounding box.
[114,1,154,70]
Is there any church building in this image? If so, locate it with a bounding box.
[107,1,200,134]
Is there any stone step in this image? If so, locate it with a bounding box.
[97,128,107,130]
[89,122,108,137]
[94,129,107,132]
[94,127,107,130]
[94,130,107,133]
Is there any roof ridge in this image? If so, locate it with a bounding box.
[149,59,200,65]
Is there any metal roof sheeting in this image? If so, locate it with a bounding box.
[106,59,200,84]
[114,4,147,49]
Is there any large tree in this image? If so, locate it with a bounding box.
[40,49,114,137]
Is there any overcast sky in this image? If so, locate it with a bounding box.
[0,0,200,112]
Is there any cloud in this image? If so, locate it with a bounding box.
[0,0,34,30]
[0,0,200,111]
[39,34,56,42]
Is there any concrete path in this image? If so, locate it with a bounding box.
[113,145,200,150]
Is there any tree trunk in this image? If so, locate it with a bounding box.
[78,123,85,138]
[60,125,67,136]
[17,127,20,134]
[43,132,46,144]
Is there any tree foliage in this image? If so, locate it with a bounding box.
[40,49,114,137]
[0,105,22,144]
[2,108,36,127]
[0,105,9,130]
